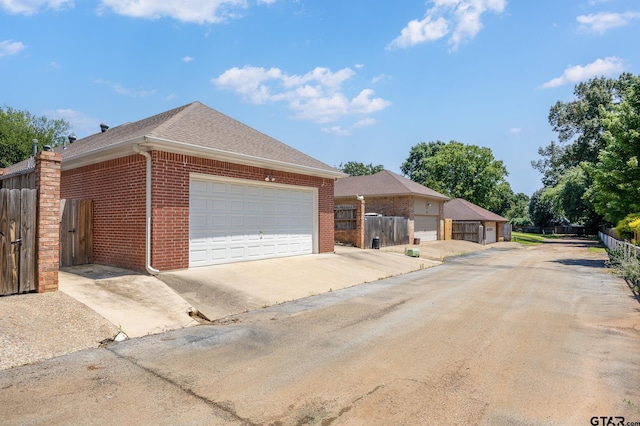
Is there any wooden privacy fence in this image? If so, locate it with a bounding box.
[0,188,37,296]
[364,216,409,248]
[452,221,483,244]
[60,199,93,267]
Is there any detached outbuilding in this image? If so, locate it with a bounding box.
[3,101,344,273]
[444,198,509,244]
[334,170,449,244]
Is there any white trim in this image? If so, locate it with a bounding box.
[134,145,160,275]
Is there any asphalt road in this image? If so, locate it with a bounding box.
[1,239,639,425]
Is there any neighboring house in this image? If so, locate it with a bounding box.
[334,170,449,242]
[2,101,344,272]
[444,198,508,244]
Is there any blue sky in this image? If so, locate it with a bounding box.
[1,0,639,196]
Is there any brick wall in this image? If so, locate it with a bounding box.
[61,155,147,271]
[62,151,335,272]
[35,151,61,292]
[364,196,413,218]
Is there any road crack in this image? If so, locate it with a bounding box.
[106,350,258,425]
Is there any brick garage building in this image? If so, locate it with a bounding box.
[42,102,342,273]
[444,198,509,244]
[334,170,449,243]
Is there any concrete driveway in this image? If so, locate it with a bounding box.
[60,241,499,338]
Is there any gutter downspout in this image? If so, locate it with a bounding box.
[134,144,160,275]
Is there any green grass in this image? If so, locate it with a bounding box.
[511,232,547,245]
[588,246,607,254]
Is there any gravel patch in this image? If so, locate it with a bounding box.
[0,291,119,370]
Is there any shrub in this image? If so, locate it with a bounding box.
[615,213,640,241]
[607,247,640,291]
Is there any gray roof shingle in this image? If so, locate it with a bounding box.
[3,101,340,176]
[444,198,507,222]
[334,170,449,200]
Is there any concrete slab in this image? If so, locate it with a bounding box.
[158,245,440,321]
[59,264,198,338]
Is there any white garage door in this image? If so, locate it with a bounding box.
[189,176,315,267]
[414,215,438,241]
[485,222,497,244]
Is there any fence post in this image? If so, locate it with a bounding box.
[356,197,365,249]
[34,151,61,293]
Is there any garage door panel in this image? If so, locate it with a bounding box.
[415,215,438,241]
[190,177,314,267]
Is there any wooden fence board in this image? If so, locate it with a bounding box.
[0,190,8,295]
[7,189,20,293]
[0,188,36,295]
[20,189,36,292]
[452,221,482,244]
[364,216,409,248]
[59,199,93,267]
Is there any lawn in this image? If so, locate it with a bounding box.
[511,232,548,245]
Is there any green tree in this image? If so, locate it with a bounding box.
[338,161,384,176]
[0,106,70,167]
[537,74,638,177]
[540,166,599,225]
[401,140,509,209]
[531,74,640,226]
[503,192,531,227]
[529,189,556,227]
[587,80,640,224]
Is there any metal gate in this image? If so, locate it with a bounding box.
[0,188,37,296]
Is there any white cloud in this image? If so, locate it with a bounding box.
[97,0,267,24]
[212,65,391,123]
[0,0,73,15]
[510,127,522,134]
[94,78,157,97]
[577,11,640,34]
[321,125,351,136]
[387,0,506,51]
[182,56,194,63]
[0,39,26,57]
[372,73,392,84]
[44,108,100,138]
[540,57,625,89]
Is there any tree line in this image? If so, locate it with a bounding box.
[4,76,638,239]
[340,72,640,236]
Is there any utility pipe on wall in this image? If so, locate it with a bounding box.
[134,145,160,275]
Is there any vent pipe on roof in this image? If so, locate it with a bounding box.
[32,139,38,156]
[100,123,109,132]
[66,135,76,149]
[43,145,52,152]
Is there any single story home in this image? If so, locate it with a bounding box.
[334,170,449,242]
[444,198,508,244]
[2,101,344,272]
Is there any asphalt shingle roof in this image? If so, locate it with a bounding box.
[443,198,507,222]
[2,101,339,176]
[334,170,449,200]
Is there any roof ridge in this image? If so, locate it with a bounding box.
[148,101,200,136]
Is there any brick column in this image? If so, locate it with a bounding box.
[35,151,61,293]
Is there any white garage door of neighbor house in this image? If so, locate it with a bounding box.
[189,176,315,267]
[414,215,438,241]
[485,222,497,244]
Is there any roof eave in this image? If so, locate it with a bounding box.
[141,136,346,179]
[60,135,346,179]
[60,136,146,171]
[335,192,449,200]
